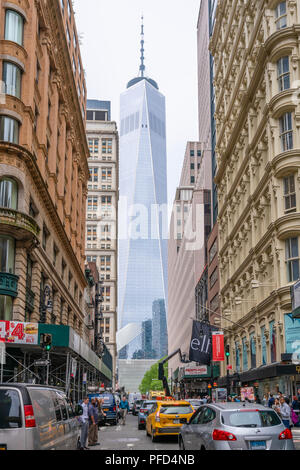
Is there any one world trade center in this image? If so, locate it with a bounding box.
[118,19,168,392]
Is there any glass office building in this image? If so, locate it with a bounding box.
[118,76,168,364]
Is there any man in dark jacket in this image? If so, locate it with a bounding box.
[268,393,275,408]
[88,399,99,446]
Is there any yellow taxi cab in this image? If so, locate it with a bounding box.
[146,400,194,442]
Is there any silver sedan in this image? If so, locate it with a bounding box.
[179,403,295,450]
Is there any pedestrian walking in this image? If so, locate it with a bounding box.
[88,398,99,447]
[278,397,292,429]
[97,398,106,427]
[292,396,300,411]
[79,397,90,451]
[268,393,275,408]
[262,394,268,407]
[119,396,130,425]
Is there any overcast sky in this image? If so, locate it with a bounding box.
[73,0,201,205]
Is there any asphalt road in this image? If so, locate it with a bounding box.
[90,413,179,451]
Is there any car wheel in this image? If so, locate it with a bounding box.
[179,436,185,451]
[138,424,143,430]
[200,445,206,451]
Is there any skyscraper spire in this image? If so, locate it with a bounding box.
[139,15,145,77]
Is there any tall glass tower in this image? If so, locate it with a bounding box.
[118,19,168,392]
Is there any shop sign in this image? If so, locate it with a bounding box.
[212,331,224,361]
[0,321,38,345]
[184,366,208,377]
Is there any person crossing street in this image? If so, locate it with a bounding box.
[119,396,130,425]
[88,398,100,447]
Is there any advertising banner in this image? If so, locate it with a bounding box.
[0,321,38,345]
[241,387,255,401]
[212,331,224,361]
[285,314,300,355]
[189,321,218,365]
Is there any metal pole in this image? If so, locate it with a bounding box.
[46,352,50,385]
[226,355,230,399]
[65,353,70,396]
[78,361,80,403]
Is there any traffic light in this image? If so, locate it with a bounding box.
[225,345,230,357]
[40,333,52,351]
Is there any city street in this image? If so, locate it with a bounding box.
[92,414,178,451]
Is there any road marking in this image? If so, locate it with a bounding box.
[127,444,134,448]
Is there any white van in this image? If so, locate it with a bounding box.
[0,384,81,450]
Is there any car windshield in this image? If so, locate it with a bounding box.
[160,405,193,415]
[222,410,282,428]
[135,400,143,405]
[0,389,22,429]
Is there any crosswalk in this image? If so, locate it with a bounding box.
[292,429,300,442]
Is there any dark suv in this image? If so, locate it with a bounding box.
[88,392,119,426]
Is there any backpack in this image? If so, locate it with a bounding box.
[291,409,299,425]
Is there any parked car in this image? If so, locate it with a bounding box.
[146,400,194,442]
[129,393,142,412]
[137,401,156,430]
[88,392,119,426]
[0,383,81,450]
[179,402,295,451]
[132,399,143,416]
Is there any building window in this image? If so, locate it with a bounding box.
[89,167,99,183]
[275,1,287,30]
[87,226,97,241]
[283,175,296,213]
[101,168,112,181]
[190,150,195,157]
[102,139,112,154]
[61,259,66,280]
[279,112,293,151]
[0,178,18,210]
[87,196,98,212]
[191,176,195,184]
[286,237,300,282]
[277,56,290,92]
[209,268,218,289]
[0,295,13,321]
[53,244,59,267]
[0,236,15,274]
[191,163,195,170]
[42,225,50,251]
[209,238,218,264]
[0,116,19,144]
[100,256,111,272]
[197,150,202,157]
[210,294,219,313]
[5,9,24,46]
[2,62,22,99]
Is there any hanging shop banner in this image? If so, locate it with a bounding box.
[189,321,218,365]
[0,321,38,345]
[70,358,77,378]
[241,387,255,401]
[184,366,208,377]
[83,373,87,385]
[212,331,224,361]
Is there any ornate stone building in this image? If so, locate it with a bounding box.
[85,100,119,387]
[0,0,89,334]
[210,0,300,396]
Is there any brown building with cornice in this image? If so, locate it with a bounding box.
[0,0,89,336]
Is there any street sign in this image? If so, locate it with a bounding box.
[34,360,51,367]
[0,343,5,365]
[227,365,233,370]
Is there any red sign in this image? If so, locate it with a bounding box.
[212,332,224,361]
[227,365,233,370]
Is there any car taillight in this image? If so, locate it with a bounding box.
[279,429,293,440]
[155,411,160,423]
[140,409,147,413]
[24,405,36,428]
[113,406,116,412]
[213,429,237,441]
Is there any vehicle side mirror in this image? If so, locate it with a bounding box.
[75,405,83,417]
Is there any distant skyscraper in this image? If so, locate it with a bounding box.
[152,299,168,359]
[117,18,168,392]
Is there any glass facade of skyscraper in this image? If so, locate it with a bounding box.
[118,77,168,363]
